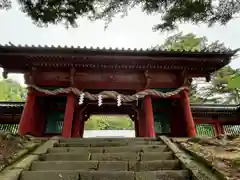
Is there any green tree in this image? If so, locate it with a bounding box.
[1,1,240,31]
[159,32,230,103]
[189,84,203,104]
[0,79,27,101]
[157,32,207,51]
[201,66,240,104]
[228,70,240,89]
[84,115,134,130]
[158,32,228,51]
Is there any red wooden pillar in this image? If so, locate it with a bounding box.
[72,106,85,138]
[143,96,155,137]
[215,123,224,135]
[62,94,76,138]
[182,90,196,137]
[18,88,36,136]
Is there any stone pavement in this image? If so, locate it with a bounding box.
[1,137,219,180]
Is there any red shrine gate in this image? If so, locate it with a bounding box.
[0,45,237,138]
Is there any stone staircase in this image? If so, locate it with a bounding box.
[19,137,191,180]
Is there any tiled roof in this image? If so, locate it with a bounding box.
[0,43,239,56]
[191,104,239,111]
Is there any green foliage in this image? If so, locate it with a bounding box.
[159,32,240,104]
[157,33,240,104]
[0,0,11,9]
[195,124,215,137]
[0,79,26,101]
[228,71,240,88]
[1,0,240,31]
[159,32,230,103]
[201,66,240,104]
[159,32,229,51]
[189,84,203,104]
[85,115,134,130]
[158,32,208,51]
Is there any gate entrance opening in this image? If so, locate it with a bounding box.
[84,114,134,137]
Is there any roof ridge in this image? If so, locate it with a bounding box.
[0,43,238,54]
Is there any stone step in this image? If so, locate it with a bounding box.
[20,170,189,180]
[17,138,192,180]
[47,144,168,154]
[59,137,157,143]
[31,160,181,171]
[55,139,163,147]
[39,152,174,161]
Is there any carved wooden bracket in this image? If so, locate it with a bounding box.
[205,74,211,82]
[24,67,37,84]
[107,74,117,82]
[144,70,151,89]
[84,113,90,121]
[2,69,8,79]
[184,77,193,87]
[181,69,192,87]
[70,68,76,86]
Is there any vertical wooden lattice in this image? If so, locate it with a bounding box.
[195,124,215,137]
[223,125,240,135]
[0,124,19,134]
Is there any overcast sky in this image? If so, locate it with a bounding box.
[0,2,240,85]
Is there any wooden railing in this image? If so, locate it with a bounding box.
[195,124,215,137]
[195,124,240,137]
[223,125,240,135]
[0,124,19,134]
